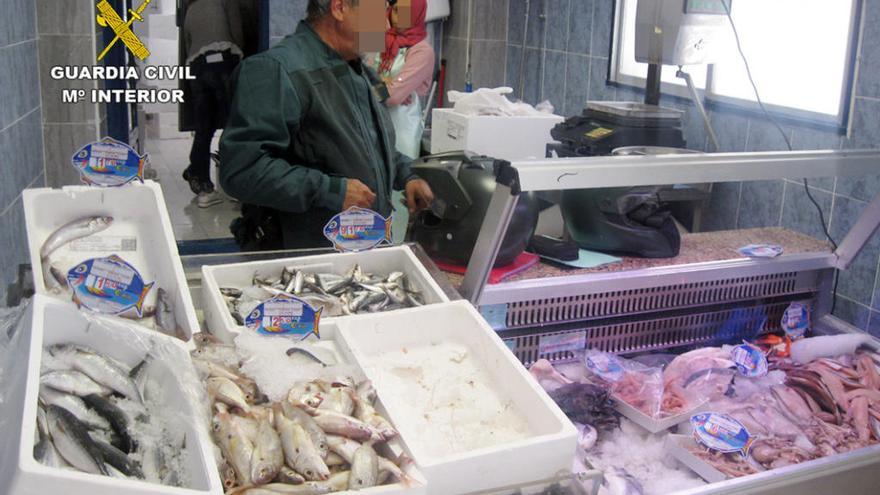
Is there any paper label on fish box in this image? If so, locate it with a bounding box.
[68,235,137,253]
[690,413,754,457]
[539,331,586,357]
[66,254,154,316]
[71,137,147,187]
[323,206,393,252]
[245,294,322,339]
[737,244,783,258]
[781,302,810,340]
[731,343,768,378]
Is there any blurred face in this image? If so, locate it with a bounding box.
[389,0,413,30]
[332,0,386,58]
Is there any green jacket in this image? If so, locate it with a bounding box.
[219,21,415,248]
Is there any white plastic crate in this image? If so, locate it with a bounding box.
[22,181,200,341]
[335,301,578,495]
[200,246,450,343]
[430,108,564,160]
[0,295,222,495]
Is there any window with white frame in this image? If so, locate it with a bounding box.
[610,0,860,126]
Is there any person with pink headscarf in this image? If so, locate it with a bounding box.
[368,0,435,160]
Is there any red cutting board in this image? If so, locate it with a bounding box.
[434,252,539,284]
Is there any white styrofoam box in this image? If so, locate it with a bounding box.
[335,301,578,495]
[0,295,222,495]
[426,0,450,21]
[430,108,564,160]
[22,181,200,341]
[201,246,450,343]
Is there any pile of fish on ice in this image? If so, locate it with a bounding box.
[36,344,187,485]
[220,264,424,324]
[529,333,880,493]
[191,333,414,494]
[40,216,187,341]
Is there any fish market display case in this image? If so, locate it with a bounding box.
[451,149,880,494]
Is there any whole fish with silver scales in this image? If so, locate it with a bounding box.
[35,343,187,486]
[220,264,425,323]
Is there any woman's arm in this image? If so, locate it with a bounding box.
[385,40,436,106]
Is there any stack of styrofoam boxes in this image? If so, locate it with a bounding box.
[138,0,190,141]
[0,297,223,495]
[200,245,452,343]
[23,181,201,341]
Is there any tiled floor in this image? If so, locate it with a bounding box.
[145,135,240,241]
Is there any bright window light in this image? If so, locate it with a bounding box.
[712,0,856,117]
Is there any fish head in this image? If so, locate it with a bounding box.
[251,460,279,486]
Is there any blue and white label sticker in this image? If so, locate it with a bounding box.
[737,244,783,258]
[480,304,508,330]
[731,343,768,378]
[245,294,322,339]
[585,351,625,381]
[539,331,586,356]
[691,412,754,457]
[323,207,393,252]
[67,254,153,316]
[781,302,810,340]
[71,137,147,187]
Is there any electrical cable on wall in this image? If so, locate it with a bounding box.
[721,0,841,313]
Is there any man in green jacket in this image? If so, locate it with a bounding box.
[219,0,434,249]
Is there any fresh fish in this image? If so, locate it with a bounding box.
[220,287,244,298]
[43,262,69,293]
[326,435,407,483]
[46,405,109,475]
[214,410,255,485]
[349,443,379,490]
[277,465,306,484]
[281,401,329,459]
[219,458,238,490]
[324,452,346,467]
[208,377,252,413]
[251,419,284,485]
[34,404,62,467]
[286,347,331,367]
[82,394,137,453]
[318,387,355,416]
[229,414,259,442]
[228,483,332,495]
[39,386,111,431]
[356,381,377,403]
[350,389,397,440]
[288,382,325,410]
[316,471,351,491]
[52,346,142,402]
[40,216,114,260]
[90,438,144,478]
[293,270,305,295]
[274,405,330,481]
[602,467,644,495]
[576,422,597,451]
[41,370,112,397]
[312,410,381,442]
[232,311,246,325]
[141,441,170,484]
[156,288,185,341]
[192,343,242,368]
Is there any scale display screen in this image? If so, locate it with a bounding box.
[684,0,729,15]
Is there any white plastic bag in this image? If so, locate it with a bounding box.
[447,87,555,116]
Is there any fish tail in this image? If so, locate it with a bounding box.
[135,282,155,317]
[136,156,147,182]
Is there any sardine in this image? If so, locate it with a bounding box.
[386,272,405,284]
[46,405,109,475]
[293,270,305,295]
[251,419,284,485]
[286,347,331,367]
[214,410,255,485]
[349,443,379,490]
[54,346,142,402]
[40,216,114,260]
[90,438,144,478]
[220,287,243,298]
[44,262,69,293]
[156,288,185,340]
[207,377,252,413]
[312,410,381,442]
[41,370,112,397]
[39,386,111,431]
[275,405,330,481]
[281,401,329,459]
